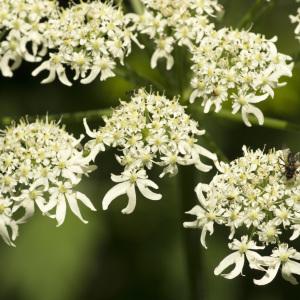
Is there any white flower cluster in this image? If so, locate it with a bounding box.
[0,0,141,85]
[32,1,142,86]
[84,88,217,214]
[0,0,58,77]
[135,0,222,70]
[290,7,300,41]
[0,118,96,246]
[190,28,293,126]
[184,146,300,285]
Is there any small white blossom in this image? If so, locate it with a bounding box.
[214,236,264,279]
[84,88,217,214]
[103,169,162,214]
[254,244,300,285]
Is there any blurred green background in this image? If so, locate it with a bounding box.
[1,0,300,299]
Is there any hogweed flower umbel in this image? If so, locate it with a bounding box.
[184,146,300,285]
[32,1,142,86]
[84,88,217,214]
[135,0,222,70]
[0,0,59,77]
[190,28,293,126]
[0,118,96,246]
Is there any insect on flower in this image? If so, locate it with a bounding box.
[279,149,300,180]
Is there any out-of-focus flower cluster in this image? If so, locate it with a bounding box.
[190,28,293,127]
[135,0,223,70]
[184,146,300,285]
[0,118,96,246]
[84,88,217,214]
[0,0,59,77]
[290,6,300,41]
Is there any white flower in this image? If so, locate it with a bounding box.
[150,36,174,70]
[0,0,58,77]
[183,183,222,249]
[254,244,300,285]
[103,169,162,214]
[32,1,141,85]
[0,118,97,245]
[44,181,96,226]
[190,28,293,126]
[32,54,72,86]
[85,88,217,214]
[185,146,300,284]
[214,236,264,279]
[136,0,223,69]
[231,92,268,127]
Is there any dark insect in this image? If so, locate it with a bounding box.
[279,150,300,180]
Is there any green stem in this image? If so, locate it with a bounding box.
[201,130,229,162]
[116,64,165,93]
[0,108,112,127]
[210,109,300,133]
[2,106,300,134]
[129,0,144,14]
[179,166,204,300]
[237,0,274,29]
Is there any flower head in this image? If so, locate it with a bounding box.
[184,146,300,284]
[0,0,59,77]
[84,88,217,214]
[190,28,293,126]
[136,0,222,69]
[0,118,96,245]
[31,1,142,85]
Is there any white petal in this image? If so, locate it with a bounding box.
[200,221,214,249]
[76,192,96,211]
[0,220,14,246]
[102,181,129,211]
[253,263,280,285]
[242,105,264,127]
[17,200,35,224]
[282,262,299,285]
[66,193,88,224]
[122,184,136,214]
[214,252,243,279]
[57,64,72,86]
[136,179,162,201]
[56,196,67,227]
[80,68,100,84]
[83,118,96,138]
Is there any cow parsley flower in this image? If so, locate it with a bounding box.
[0,0,59,77]
[184,146,300,284]
[84,88,217,214]
[190,28,294,126]
[32,1,142,85]
[135,0,222,70]
[0,118,96,246]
